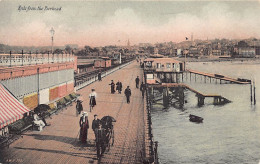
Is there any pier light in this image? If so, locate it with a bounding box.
[50,27,55,54]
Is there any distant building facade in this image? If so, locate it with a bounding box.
[232,41,256,58]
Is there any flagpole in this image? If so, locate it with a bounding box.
[184,37,188,71]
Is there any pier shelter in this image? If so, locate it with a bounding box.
[143,58,184,84]
[143,58,184,73]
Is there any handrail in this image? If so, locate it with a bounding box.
[143,72,159,164]
[75,60,134,91]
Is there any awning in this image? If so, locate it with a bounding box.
[0,84,31,129]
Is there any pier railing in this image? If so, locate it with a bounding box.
[0,53,74,67]
[143,75,159,164]
[75,60,133,91]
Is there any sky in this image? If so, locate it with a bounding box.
[0,1,260,47]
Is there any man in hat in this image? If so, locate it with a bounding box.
[135,76,140,88]
[95,123,106,159]
[92,114,100,133]
[76,99,83,117]
[124,86,132,104]
[89,89,97,110]
[79,112,89,143]
[109,80,115,94]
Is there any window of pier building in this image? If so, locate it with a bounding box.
[166,63,171,68]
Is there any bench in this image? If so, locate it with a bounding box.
[0,136,9,148]
[8,117,33,135]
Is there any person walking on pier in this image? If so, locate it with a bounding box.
[116,80,122,94]
[98,71,102,81]
[79,112,89,143]
[140,82,146,98]
[135,76,140,88]
[124,86,132,104]
[76,100,83,116]
[109,80,115,94]
[95,123,106,159]
[92,114,100,133]
[89,89,97,111]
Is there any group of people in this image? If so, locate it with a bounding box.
[108,76,146,104]
[79,113,106,159]
[109,80,123,94]
[109,80,132,103]
[76,89,97,115]
[75,74,147,159]
[136,76,146,98]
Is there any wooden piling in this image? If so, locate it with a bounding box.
[250,82,253,104]
[163,87,169,107]
[197,95,205,106]
[254,81,256,105]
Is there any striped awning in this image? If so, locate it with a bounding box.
[0,84,31,129]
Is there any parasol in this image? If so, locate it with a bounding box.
[34,104,51,114]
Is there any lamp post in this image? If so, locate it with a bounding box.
[50,27,55,54]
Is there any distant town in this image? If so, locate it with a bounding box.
[1,37,259,60]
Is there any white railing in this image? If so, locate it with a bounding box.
[75,61,133,91]
[0,53,74,67]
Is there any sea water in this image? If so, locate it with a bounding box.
[151,60,260,164]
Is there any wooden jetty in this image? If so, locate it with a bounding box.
[0,62,154,164]
[148,83,231,106]
[187,69,251,84]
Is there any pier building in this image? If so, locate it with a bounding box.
[0,53,77,131]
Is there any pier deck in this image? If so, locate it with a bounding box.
[0,62,146,164]
[187,69,250,84]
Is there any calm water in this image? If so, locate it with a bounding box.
[151,61,260,164]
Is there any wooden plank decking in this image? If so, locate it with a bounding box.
[0,62,146,164]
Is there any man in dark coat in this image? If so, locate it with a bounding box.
[92,114,100,133]
[116,81,123,94]
[140,82,146,98]
[95,123,106,159]
[98,71,102,81]
[119,81,122,94]
[109,80,115,94]
[135,76,140,88]
[124,86,132,104]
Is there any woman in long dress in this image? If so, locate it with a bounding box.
[79,112,89,143]
[89,89,97,108]
[109,80,115,94]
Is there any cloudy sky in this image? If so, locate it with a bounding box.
[0,1,260,47]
